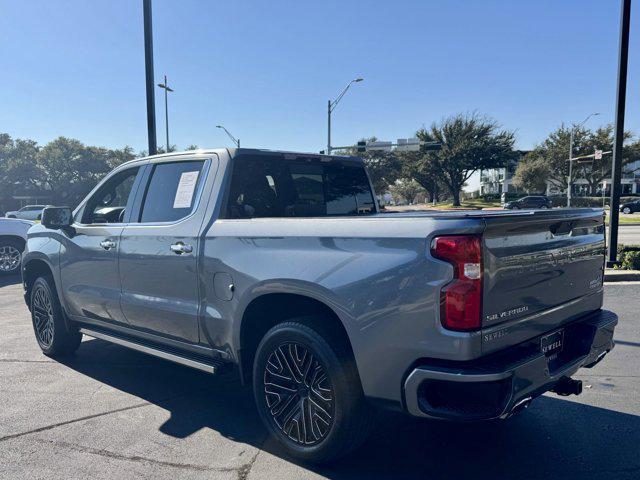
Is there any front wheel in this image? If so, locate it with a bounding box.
[30,276,82,356]
[253,319,373,463]
[540,205,549,209]
[622,207,631,214]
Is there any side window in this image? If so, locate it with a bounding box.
[81,167,140,224]
[138,161,205,223]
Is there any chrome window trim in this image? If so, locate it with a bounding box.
[127,158,212,228]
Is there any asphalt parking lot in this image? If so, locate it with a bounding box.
[1,275,639,480]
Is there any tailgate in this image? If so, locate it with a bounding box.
[481,209,605,354]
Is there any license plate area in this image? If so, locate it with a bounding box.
[541,329,564,360]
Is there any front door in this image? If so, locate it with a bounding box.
[118,157,215,343]
[60,165,144,324]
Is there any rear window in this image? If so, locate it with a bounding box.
[226,155,375,218]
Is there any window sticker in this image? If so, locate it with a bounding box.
[173,171,199,208]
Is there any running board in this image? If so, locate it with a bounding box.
[78,327,226,374]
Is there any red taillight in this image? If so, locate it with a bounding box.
[430,235,482,331]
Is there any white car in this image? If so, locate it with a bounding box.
[5,204,47,221]
[0,218,33,275]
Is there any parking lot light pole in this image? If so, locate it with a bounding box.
[143,0,157,156]
[157,75,174,152]
[567,112,599,207]
[607,0,632,267]
[216,125,240,148]
[327,78,363,155]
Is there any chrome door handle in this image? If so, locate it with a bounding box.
[170,242,193,254]
[100,240,116,250]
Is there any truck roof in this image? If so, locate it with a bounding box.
[126,148,362,166]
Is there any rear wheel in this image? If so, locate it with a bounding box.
[0,238,23,275]
[30,276,82,356]
[253,319,373,463]
[540,205,548,209]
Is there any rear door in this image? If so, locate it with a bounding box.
[481,209,605,353]
[118,156,217,343]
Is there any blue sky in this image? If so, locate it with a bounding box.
[1,1,639,189]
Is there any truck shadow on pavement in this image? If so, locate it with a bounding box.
[0,273,22,288]
[59,338,640,480]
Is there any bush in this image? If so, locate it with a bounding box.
[615,245,640,270]
[620,251,640,270]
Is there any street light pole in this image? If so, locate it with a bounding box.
[326,78,363,155]
[157,75,174,152]
[216,125,240,148]
[567,112,599,207]
[143,0,157,155]
[607,0,632,267]
[327,99,331,156]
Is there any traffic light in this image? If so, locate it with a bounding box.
[357,141,367,153]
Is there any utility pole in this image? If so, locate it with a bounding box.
[607,0,632,267]
[157,75,174,152]
[327,99,331,156]
[143,0,157,155]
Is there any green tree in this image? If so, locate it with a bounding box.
[0,136,42,193]
[522,124,636,195]
[335,137,402,194]
[107,146,135,169]
[577,125,636,194]
[512,157,550,193]
[389,178,426,204]
[415,113,516,206]
[399,150,443,203]
[36,137,112,205]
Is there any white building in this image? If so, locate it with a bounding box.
[481,154,640,197]
[479,151,528,195]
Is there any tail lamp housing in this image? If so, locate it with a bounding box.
[430,235,482,331]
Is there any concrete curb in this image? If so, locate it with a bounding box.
[604,269,640,282]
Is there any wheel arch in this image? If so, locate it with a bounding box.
[22,256,56,308]
[0,234,26,251]
[237,291,357,386]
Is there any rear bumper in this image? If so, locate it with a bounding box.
[403,309,617,420]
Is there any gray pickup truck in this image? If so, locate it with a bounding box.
[23,149,617,462]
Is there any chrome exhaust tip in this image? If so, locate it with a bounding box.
[551,376,583,396]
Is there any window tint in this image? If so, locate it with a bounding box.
[82,167,140,224]
[227,155,375,218]
[139,161,205,223]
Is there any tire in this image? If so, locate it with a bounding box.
[622,207,631,214]
[253,318,374,463]
[511,205,519,210]
[0,238,23,275]
[30,275,82,356]
[540,205,548,209]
